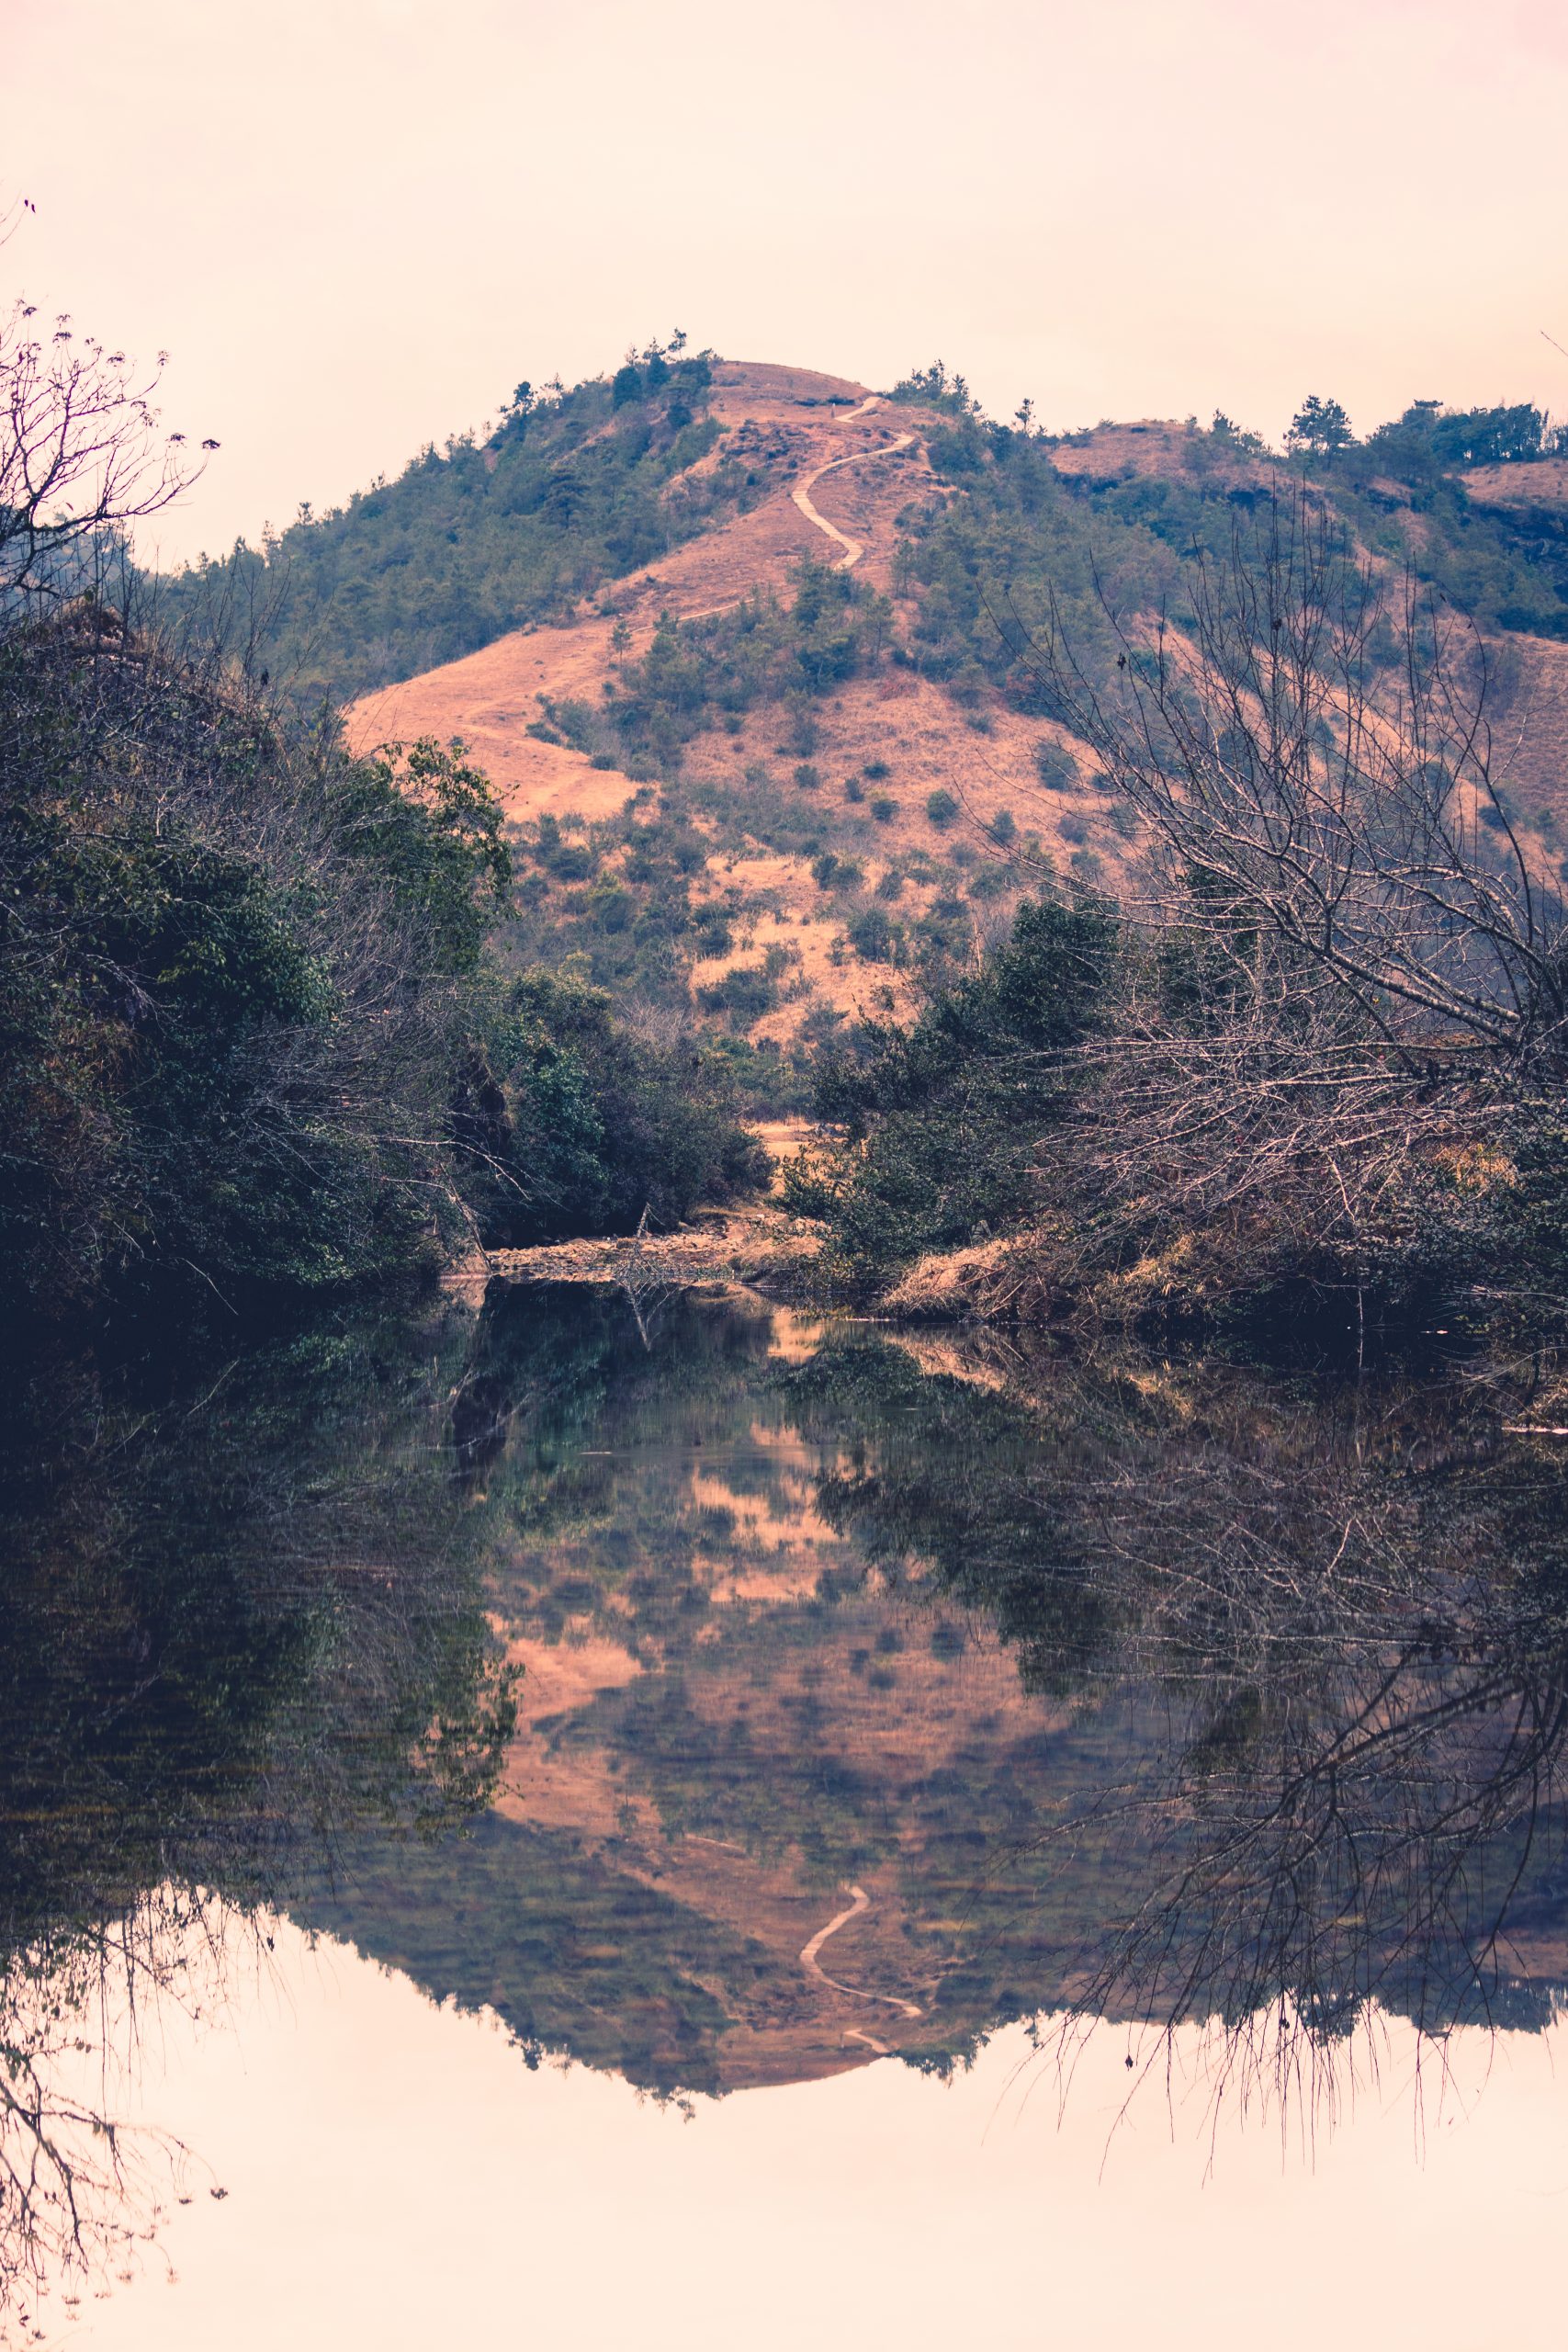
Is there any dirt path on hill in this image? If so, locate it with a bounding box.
[799,1883,924,2018]
[791,397,918,571]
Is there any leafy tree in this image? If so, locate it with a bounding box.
[1286,394,1354,457]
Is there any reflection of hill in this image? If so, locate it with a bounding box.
[297,1288,1568,2098]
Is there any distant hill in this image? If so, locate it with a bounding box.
[171,356,1568,1111]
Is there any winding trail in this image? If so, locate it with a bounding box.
[798,1882,924,2018]
[791,395,917,571]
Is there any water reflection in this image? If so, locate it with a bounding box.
[5,1284,1568,2322]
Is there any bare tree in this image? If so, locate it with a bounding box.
[1027,492,1567,1067]
[1006,492,1568,1299]
[0,300,214,605]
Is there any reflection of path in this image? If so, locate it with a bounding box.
[799,1882,923,2018]
[791,396,917,571]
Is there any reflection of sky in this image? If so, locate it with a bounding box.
[51,1916,1568,2350]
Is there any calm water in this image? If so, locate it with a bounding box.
[5,1283,1568,2345]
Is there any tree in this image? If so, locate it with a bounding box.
[1016,491,1568,1305]
[0,300,212,601]
[1286,392,1354,457]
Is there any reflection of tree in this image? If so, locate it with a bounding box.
[0,1304,518,2321]
[797,1335,1568,2102]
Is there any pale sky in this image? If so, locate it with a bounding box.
[9,0,1568,566]
[41,1921,1568,2348]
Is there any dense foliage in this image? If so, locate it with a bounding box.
[456,963,768,1247]
[795,896,1120,1286]
[0,604,761,1324]
[0,608,517,1318]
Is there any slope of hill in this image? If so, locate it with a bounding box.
[166,340,740,704]
[170,356,1568,1116]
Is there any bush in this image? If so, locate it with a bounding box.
[460,966,766,1243]
[863,760,892,781]
[1035,742,1080,792]
[870,795,897,822]
[695,964,779,1019]
[847,907,900,963]
[810,897,1121,1287]
[925,788,960,828]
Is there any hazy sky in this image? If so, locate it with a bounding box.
[9,0,1568,565]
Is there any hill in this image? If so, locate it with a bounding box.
[170,357,1568,1113]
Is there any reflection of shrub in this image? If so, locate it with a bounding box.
[925,788,959,828]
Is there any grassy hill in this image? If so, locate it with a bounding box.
[164,357,1568,1120]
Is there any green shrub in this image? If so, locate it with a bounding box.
[810,897,1121,1287]
[925,788,960,828]
[1035,742,1081,792]
[870,795,897,822]
[463,966,766,1243]
[696,964,779,1019]
[847,907,900,963]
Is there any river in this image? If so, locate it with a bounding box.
[4,1281,1567,2344]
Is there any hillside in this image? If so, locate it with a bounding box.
[166,356,1568,1115]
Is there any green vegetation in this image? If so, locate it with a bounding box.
[0,613,761,1323]
[604,558,893,773]
[166,341,735,704]
[797,896,1118,1286]
[457,966,768,1247]
[0,610,516,1320]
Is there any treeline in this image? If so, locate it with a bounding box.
[891,390,1568,718]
